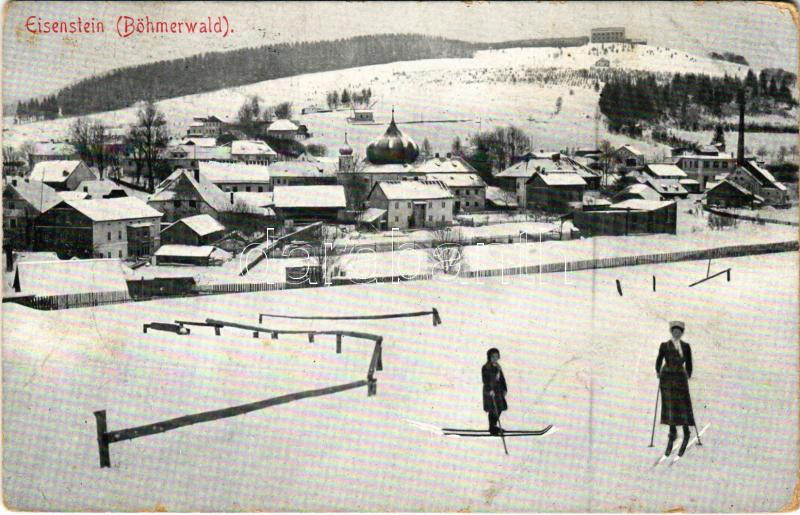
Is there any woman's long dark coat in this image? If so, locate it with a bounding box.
[482,362,507,413]
[656,340,695,426]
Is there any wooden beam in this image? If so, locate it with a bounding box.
[689,268,732,287]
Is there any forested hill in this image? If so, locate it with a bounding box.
[18,34,477,119]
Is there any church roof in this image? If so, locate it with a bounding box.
[366,111,419,165]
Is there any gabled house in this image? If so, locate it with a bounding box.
[231,140,279,165]
[160,214,226,246]
[186,115,225,137]
[614,145,645,167]
[495,152,592,207]
[34,197,162,259]
[27,141,78,170]
[198,161,271,193]
[423,173,485,212]
[148,169,234,222]
[526,172,587,213]
[674,153,737,189]
[268,161,338,188]
[266,119,299,140]
[74,180,128,199]
[639,176,689,200]
[272,185,347,223]
[367,180,454,230]
[3,178,61,248]
[28,160,97,191]
[725,160,788,206]
[705,180,764,208]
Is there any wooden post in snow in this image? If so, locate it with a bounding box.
[94,410,111,468]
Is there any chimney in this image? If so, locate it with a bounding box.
[737,88,745,167]
[194,169,200,182]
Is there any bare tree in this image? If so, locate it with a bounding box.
[428,224,465,275]
[127,102,169,191]
[339,157,371,210]
[237,95,262,136]
[273,102,293,120]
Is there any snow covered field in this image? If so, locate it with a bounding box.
[2,43,751,159]
[3,252,797,511]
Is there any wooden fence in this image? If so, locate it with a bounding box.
[94,317,388,468]
[10,290,131,310]
[703,205,799,227]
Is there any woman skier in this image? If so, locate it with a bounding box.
[482,348,507,435]
[655,321,695,457]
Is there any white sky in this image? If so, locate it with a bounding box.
[3,1,798,104]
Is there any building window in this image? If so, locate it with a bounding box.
[722,162,728,169]
[189,200,197,208]
[394,216,399,222]
[407,202,411,208]
[107,232,112,241]
[175,200,182,207]
[441,202,445,208]
[258,187,264,192]
[428,202,432,208]
[395,202,399,209]
[246,187,252,192]
[119,250,123,258]
[428,215,432,222]
[441,215,445,221]
[118,230,122,240]
[9,219,16,228]
[232,187,238,192]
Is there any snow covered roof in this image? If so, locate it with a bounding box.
[679,178,700,185]
[616,144,643,156]
[75,180,127,198]
[269,161,337,177]
[268,119,299,132]
[644,164,687,178]
[496,155,586,178]
[532,172,587,187]
[199,161,271,183]
[165,214,225,237]
[231,140,278,156]
[155,245,218,258]
[360,162,420,175]
[29,160,90,183]
[357,208,387,223]
[613,183,662,202]
[273,185,347,209]
[741,161,786,191]
[165,145,232,161]
[4,179,61,212]
[13,258,130,296]
[232,192,274,207]
[413,157,477,174]
[642,177,688,195]
[181,137,218,147]
[424,173,485,188]
[56,197,163,222]
[30,141,77,156]
[485,186,518,208]
[609,199,675,211]
[374,180,454,200]
[150,169,233,212]
[706,180,764,202]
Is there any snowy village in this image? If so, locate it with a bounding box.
[2,2,798,512]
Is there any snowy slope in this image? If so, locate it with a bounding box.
[3,43,750,159]
[3,252,797,511]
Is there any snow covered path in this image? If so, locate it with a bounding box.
[3,253,797,511]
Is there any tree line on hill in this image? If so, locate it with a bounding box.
[599,68,797,134]
[15,34,475,120]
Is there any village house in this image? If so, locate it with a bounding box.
[3,178,61,249]
[268,161,339,188]
[186,115,226,137]
[591,26,626,43]
[674,152,737,189]
[74,180,128,199]
[272,185,347,223]
[160,214,226,246]
[423,173,485,212]
[266,119,300,140]
[198,161,272,193]
[148,169,234,222]
[367,180,455,230]
[231,140,279,165]
[154,245,229,266]
[485,186,518,211]
[34,197,162,259]
[27,141,78,170]
[705,180,764,208]
[180,137,218,147]
[573,199,677,236]
[526,171,587,212]
[28,160,97,191]
[725,160,788,206]
[614,145,645,167]
[495,152,593,208]
[637,176,689,200]
[612,183,663,203]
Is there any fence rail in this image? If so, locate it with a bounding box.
[8,240,798,311]
[703,205,799,227]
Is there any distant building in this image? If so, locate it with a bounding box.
[266,119,300,140]
[74,180,128,199]
[705,180,764,208]
[181,137,218,147]
[638,176,689,200]
[160,214,226,246]
[414,155,485,212]
[573,199,677,236]
[348,110,375,123]
[725,161,788,206]
[268,161,338,188]
[186,115,225,137]
[198,161,272,193]
[27,141,78,170]
[272,185,347,223]
[591,27,626,43]
[148,169,234,222]
[593,58,610,68]
[612,183,662,203]
[28,160,97,191]
[3,178,61,249]
[231,140,279,165]
[614,145,645,167]
[674,153,737,190]
[367,180,454,230]
[34,197,162,259]
[643,164,687,181]
[495,152,595,207]
[154,245,228,266]
[526,172,587,213]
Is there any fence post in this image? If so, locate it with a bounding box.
[94,410,111,468]
[376,338,383,371]
[336,334,342,354]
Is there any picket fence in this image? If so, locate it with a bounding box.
[704,205,799,227]
[10,240,798,310]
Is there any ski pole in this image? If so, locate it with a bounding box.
[649,382,660,447]
[492,395,509,455]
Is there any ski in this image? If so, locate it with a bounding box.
[442,427,549,434]
[652,455,668,468]
[443,425,553,437]
[669,423,710,466]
